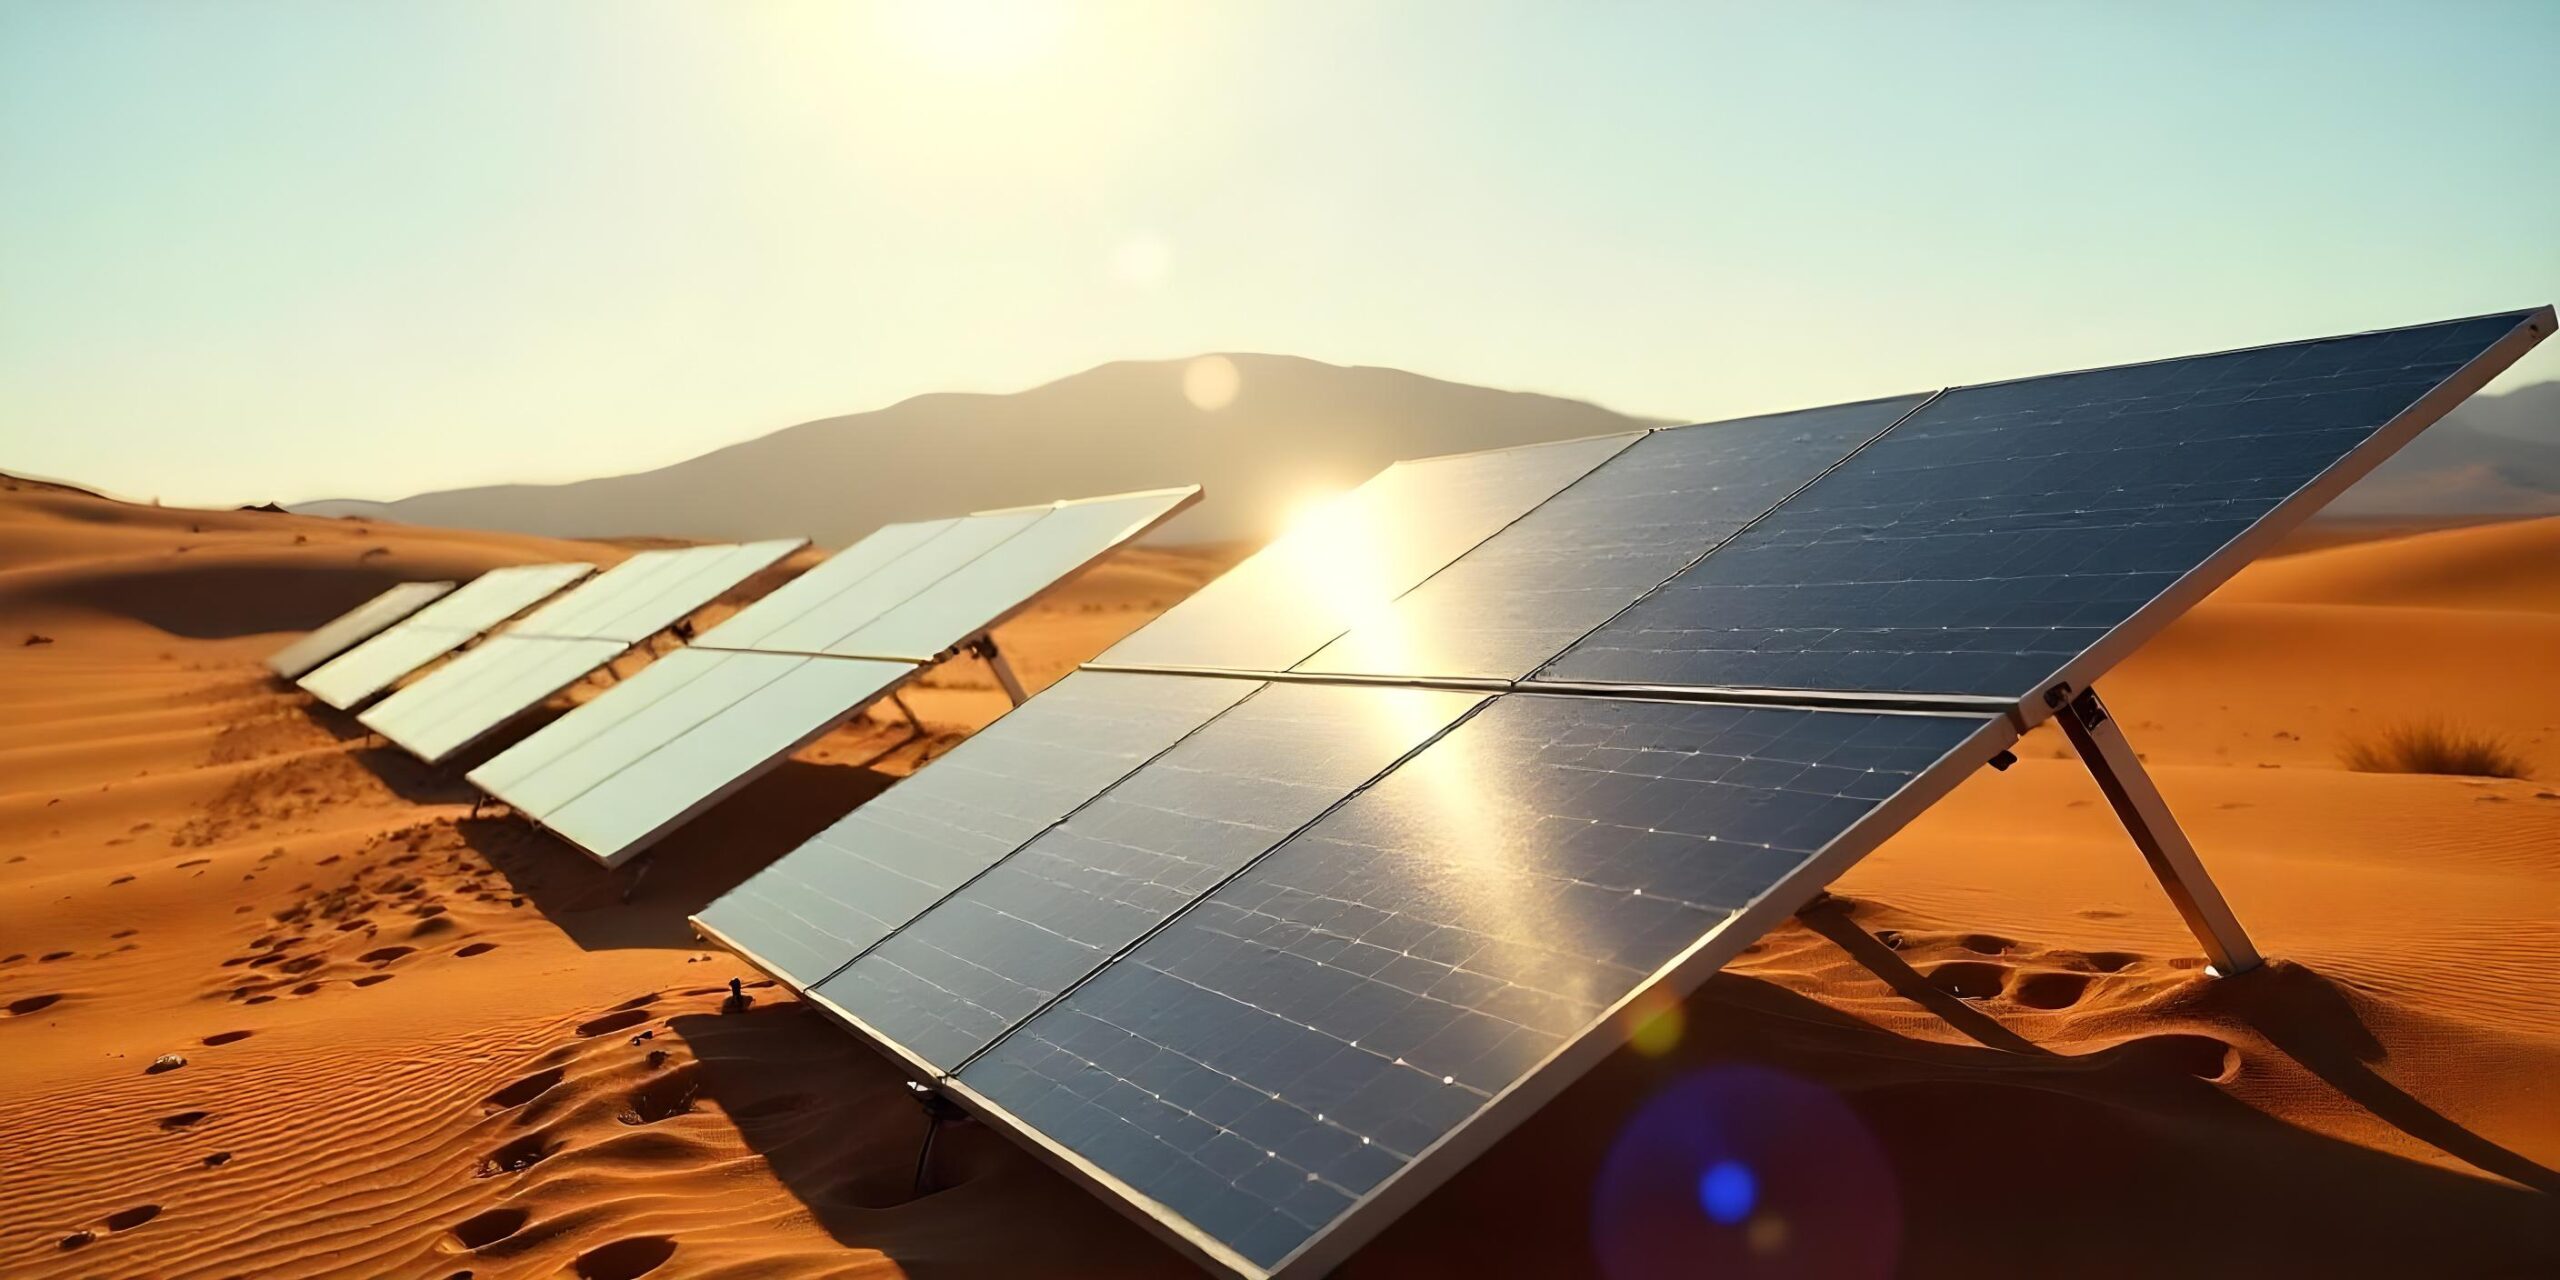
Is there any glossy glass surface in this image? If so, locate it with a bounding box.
[541,656,916,865]
[297,561,593,708]
[1299,397,1921,681]
[510,549,687,637]
[759,512,1043,654]
[818,683,1482,1071]
[1098,434,1640,673]
[267,580,455,678]
[581,539,804,642]
[958,695,1990,1270]
[360,635,625,763]
[471,648,782,811]
[829,490,1196,660]
[694,670,1258,989]
[696,520,959,651]
[1545,313,2533,697]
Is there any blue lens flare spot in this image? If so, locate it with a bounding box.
[1697,1159,1756,1225]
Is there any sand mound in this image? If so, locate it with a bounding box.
[1,483,2553,1277]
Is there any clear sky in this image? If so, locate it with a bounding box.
[4,0,2555,507]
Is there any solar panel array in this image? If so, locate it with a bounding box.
[297,561,595,709]
[358,539,805,763]
[266,579,456,679]
[471,487,1202,866]
[693,308,2550,1280]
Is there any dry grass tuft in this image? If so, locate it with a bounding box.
[2340,720,2531,779]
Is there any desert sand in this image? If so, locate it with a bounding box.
[1,474,2554,1279]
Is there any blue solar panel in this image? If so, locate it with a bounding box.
[1542,312,2538,697]
[957,695,1993,1270]
[816,682,1482,1071]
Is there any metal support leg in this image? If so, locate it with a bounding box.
[2055,687,2262,975]
[970,636,1029,706]
[620,853,653,903]
[889,690,922,729]
[907,1081,965,1195]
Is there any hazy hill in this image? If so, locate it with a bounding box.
[295,355,1665,547]
[292,356,2558,546]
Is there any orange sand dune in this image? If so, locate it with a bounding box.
[0,485,2553,1278]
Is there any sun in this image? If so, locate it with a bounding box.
[875,0,1071,76]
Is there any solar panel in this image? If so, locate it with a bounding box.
[265,580,455,679]
[693,519,959,652]
[297,561,595,709]
[811,682,1484,1074]
[356,540,804,763]
[825,489,1201,661]
[472,488,1203,867]
[695,670,1259,988]
[953,696,2003,1275]
[688,309,2550,1280]
[1542,313,2543,700]
[1097,436,1640,674]
[1296,396,1923,681]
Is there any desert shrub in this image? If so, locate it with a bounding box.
[2339,720,2530,779]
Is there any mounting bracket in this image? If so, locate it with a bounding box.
[2050,685,2262,975]
[968,635,1029,706]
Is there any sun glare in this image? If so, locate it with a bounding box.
[875,0,1070,76]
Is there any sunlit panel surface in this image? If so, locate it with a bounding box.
[957,696,1991,1271]
[763,512,1043,655]
[828,488,1198,660]
[266,580,455,679]
[817,683,1482,1071]
[507,549,687,638]
[297,561,594,708]
[468,648,809,813]
[1545,313,2538,698]
[695,670,1257,989]
[1299,397,1921,681]
[359,635,623,763]
[539,655,916,866]
[695,520,959,651]
[1098,434,1639,673]
[508,539,803,643]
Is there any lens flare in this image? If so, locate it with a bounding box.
[1183,355,1239,411]
[1590,1065,1899,1280]
[1624,991,1684,1057]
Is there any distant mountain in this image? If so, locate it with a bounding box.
[291,358,2559,546]
[292,356,1666,547]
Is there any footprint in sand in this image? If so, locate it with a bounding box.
[159,1110,210,1131]
[482,1066,565,1111]
[456,942,499,958]
[203,1151,232,1167]
[447,1206,532,1250]
[572,1236,676,1280]
[104,1204,159,1231]
[40,951,73,962]
[2116,1032,2240,1082]
[1925,960,2010,1001]
[6,993,63,1016]
[201,1030,253,1046]
[618,1066,702,1126]
[2011,971,2091,1010]
[475,1131,557,1177]
[358,945,416,965]
[353,974,395,988]
[575,1009,652,1038]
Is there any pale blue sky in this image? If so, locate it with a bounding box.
[4,1,2554,506]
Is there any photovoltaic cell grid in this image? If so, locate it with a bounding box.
[297,561,595,709]
[695,670,1260,988]
[471,487,1204,866]
[357,539,804,763]
[1543,312,2543,698]
[955,697,1997,1271]
[266,580,455,679]
[690,311,2548,1280]
[811,682,1484,1073]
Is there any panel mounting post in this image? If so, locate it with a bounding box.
[969,635,1029,706]
[2052,686,2262,975]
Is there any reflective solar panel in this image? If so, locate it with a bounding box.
[350,541,806,763]
[694,520,960,652]
[470,647,805,816]
[533,655,915,864]
[954,696,2002,1274]
[297,561,595,709]
[266,580,455,679]
[695,670,1260,989]
[359,635,625,762]
[1098,434,1640,674]
[825,488,1200,661]
[753,512,1044,655]
[814,682,1483,1073]
[1298,396,1923,681]
[1544,312,2545,699]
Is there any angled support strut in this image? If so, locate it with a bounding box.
[2053,686,2262,975]
[969,635,1029,707]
